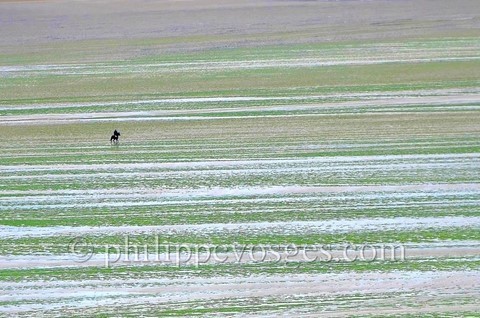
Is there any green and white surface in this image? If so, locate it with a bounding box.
[0,0,479,316]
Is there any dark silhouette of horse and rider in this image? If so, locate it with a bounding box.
[110,129,121,144]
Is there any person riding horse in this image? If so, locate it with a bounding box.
[110,130,121,144]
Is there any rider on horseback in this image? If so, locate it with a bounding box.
[110,129,121,144]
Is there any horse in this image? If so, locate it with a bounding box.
[110,130,120,144]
